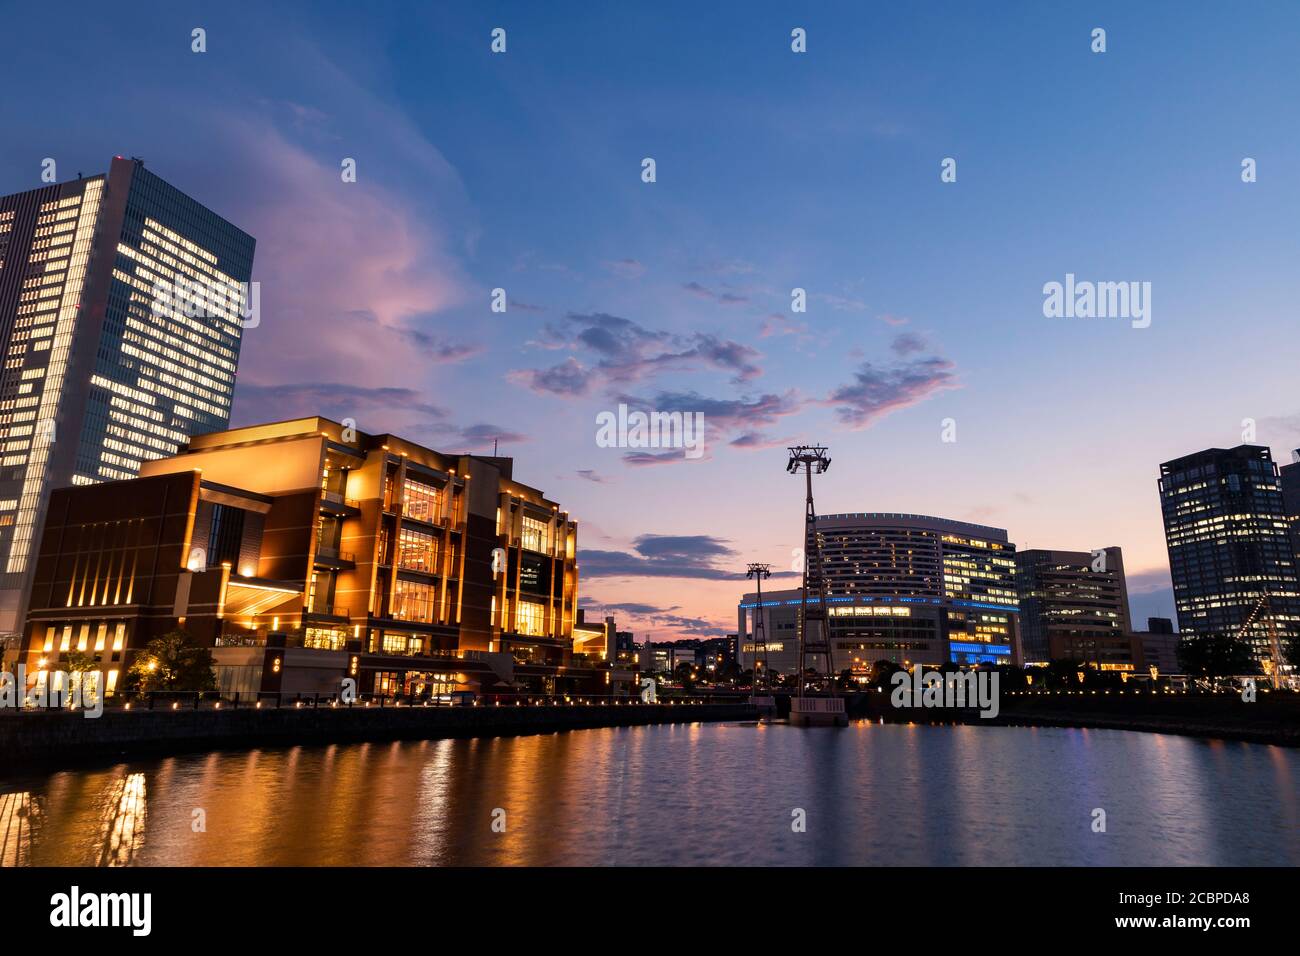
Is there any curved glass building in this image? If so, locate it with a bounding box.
[738,513,1021,676]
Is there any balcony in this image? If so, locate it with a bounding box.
[303,605,350,622]
[320,491,361,516]
[313,546,356,570]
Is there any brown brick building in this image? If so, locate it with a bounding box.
[14,417,631,699]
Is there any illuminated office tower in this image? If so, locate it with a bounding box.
[1158,445,1300,665]
[1014,547,1133,666]
[0,157,255,636]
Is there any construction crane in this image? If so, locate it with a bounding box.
[1237,590,1286,690]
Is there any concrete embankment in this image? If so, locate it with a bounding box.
[846,689,1300,747]
[0,701,757,770]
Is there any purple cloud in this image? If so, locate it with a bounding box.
[890,332,927,355]
[826,356,958,429]
[580,533,798,581]
[511,311,763,395]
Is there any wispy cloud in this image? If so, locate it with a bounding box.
[682,281,748,305]
[427,423,530,451]
[602,258,646,279]
[611,388,804,463]
[890,332,927,355]
[580,534,800,580]
[511,311,762,395]
[232,383,447,427]
[825,355,958,429]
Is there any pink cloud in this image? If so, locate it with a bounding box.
[224,116,472,390]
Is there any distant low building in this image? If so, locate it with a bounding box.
[641,640,714,676]
[615,629,637,665]
[1047,632,1147,671]
[1133,626,1180,676]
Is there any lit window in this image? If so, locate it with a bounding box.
[521,516,551,553]
[515,600,546,636]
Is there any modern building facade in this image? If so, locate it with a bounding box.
[1014,547,1132,666]
[0,158,254,638]
[1158,445,1300,668]
[739,513,1022,673]
[735,586,814,676]
[572,608,617,661]
[14,417,631,699]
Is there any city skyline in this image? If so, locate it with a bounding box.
[5,3,1300,643]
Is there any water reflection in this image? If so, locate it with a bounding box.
[1,722,1297,866]
[0,791,38,866]
[95,773,146,866]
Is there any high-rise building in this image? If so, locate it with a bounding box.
[1158,445,1300,665]
[0,158,255,636]
[737,513,1021,674]
[15,416,632,699]
[1014,547,1132,666]
[1280,449,1300,567]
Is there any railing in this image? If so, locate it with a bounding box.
[315,546,356,562]
[5,684,1295,716]
[0,689,744,714]
[321,491,360,509]
[396,558,438,574]
[304,605,350,619]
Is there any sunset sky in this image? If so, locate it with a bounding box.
[4,1,1300,641]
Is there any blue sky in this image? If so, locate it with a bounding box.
[3,1,1299,638]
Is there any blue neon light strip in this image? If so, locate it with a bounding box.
[948,642,1011,656]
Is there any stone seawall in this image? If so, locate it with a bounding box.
[0,701,757,770]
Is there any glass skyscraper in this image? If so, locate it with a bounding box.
[1158,445,1300,666]
[0,157,254,637]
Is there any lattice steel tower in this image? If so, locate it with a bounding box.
[746,562,772,692]
[787,445,834,697]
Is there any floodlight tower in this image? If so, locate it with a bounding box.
[746,563,772,694]
[787,445,835,700]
